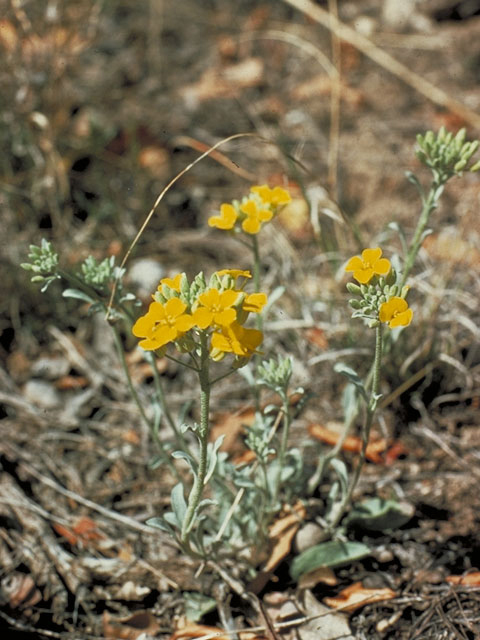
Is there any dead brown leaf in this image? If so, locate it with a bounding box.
[298,566,338,590]
[323,581,396,613]
[308,423,387,464]
[446,571,480,586]
[103,610,160,640]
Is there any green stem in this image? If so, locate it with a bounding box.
[180,332,211,549]
[111,326,180,478]
[272,399,291,507]
[326,323,383,534]
[399,178,445,289]
[145,351,190,452]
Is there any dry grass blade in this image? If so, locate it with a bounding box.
[282,0,480,130]
[106,132,261,319]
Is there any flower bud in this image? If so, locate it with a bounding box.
[346,282,362,295]
[349,299,362,310]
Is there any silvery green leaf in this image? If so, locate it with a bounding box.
[329,458,349,496]
[146,517,173,533]
[62,288,95,304]
[171,483,187,527]
[204,435,225,485]
[163,511,179,528]
[334,363,367,401]
[172,450,197,476]
[342,382,361,425]
[290,540,371,580]
[345,497,414,531]
[183,592,217,622]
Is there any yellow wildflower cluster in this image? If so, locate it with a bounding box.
[132,269,266,361]
[345,248,413,328]
[208,184,291,235]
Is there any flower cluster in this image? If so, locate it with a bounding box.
[208,184,291,235]
[132,269,266,362]
[415,127,480,181]
[345,248,413,329]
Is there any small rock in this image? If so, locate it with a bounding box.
[128,259,165,299]
[31,355,70,380]
[294,522,326,553]
[23,379,61,409]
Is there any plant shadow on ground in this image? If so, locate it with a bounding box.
[1,1,480,638]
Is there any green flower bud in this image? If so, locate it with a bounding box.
[349,299,362,310]
[454,128,466,146]
[346,282,362,295]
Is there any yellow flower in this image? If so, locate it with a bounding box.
[251,184,291,207]
[211,322,263,357]
[216,269,252,281]
[379,297,413,328]
[243,292,267,313]
[208,203,238,230]
[345,248,391,284]
[132,298,194,350]
[193,288,239,329]
[158,273,182,292]
[240,199,273,234]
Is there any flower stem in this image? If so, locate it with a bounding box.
[272,399,291,507]
[145,351,190,453]
[252,235,263,330]
[180,332,211,550]
[326,323,383,534]
[399,178,445,289]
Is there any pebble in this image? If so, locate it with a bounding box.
[30,355,69,380]
[128,259,165,299]
[23,379,61,409]
[294,522,326,553]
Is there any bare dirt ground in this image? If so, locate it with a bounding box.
[1,1,480,638]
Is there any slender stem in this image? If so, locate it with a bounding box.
[326,323,383,533]
[165,353,199,371]
[180,332,211,548]
[399,179,444,289]
[111,326,179,478]
[111,325,151,428]
[145,351,190,452]
[272,397,291,506]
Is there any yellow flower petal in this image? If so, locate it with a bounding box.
[389,309,413,328]
[193,307,214,329]
[159,274,183,292]
[345,256,364,272]
[354,267,374,284]
[374,258,391,275]
[208,203,238,229]
[215,307,237,326]
[362,248,382,263]
[216,269,252,280]
[243,292,267,313]
[242,217,261,234]
[164,297,187,317]
[379,297,413,328]
[219,289,239,307]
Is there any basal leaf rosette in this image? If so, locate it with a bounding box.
[208,184,291,235]
[132,269,266,363]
